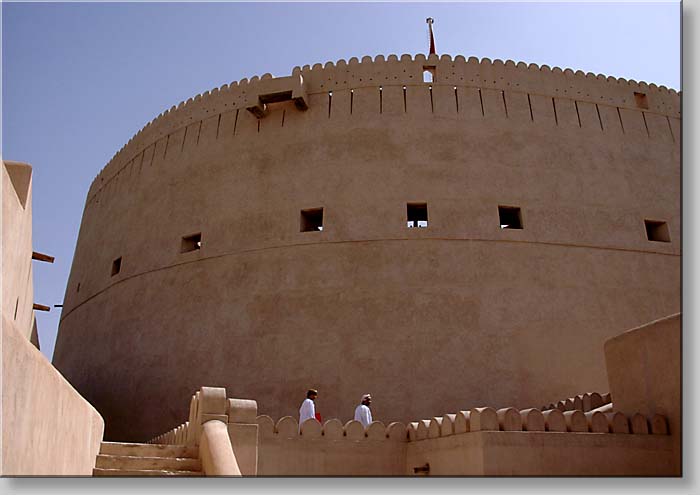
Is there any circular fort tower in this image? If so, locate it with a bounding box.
[53,54,680,442]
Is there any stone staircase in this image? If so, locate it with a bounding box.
[93,442,202,476]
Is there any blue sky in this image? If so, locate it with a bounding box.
[1,1,681,361]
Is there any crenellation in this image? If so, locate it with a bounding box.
[543,409,567,432]
[366,421,386,440]
[382,422,405,442]
[427,418,441,439]
[344,420,365,440]
[606,412,630,434]
[585,411,609,433]
[440,414,455,436]
[454,411,470,434]
[469,408,499,431]
[416,420,430,440]
[275,416,298,438]
[497,408,521,431]
[300,418,322,438]
[563,410,588,432]
[651,414,669,435]
[520,408,545,432]
[630,413,650,435]
[322,419,344,439]
[589,392,604,410]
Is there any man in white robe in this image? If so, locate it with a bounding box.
[299,389,318,431]
[354,394,373,427]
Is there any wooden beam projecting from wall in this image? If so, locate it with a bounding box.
[33,303,51,312]
[32,251,55,263]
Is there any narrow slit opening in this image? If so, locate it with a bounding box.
[111,257,122,277]
[574,101,582,127]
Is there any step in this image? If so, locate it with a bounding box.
[93,467,202,477]
[99,442,196,458]
[95,454,201,472]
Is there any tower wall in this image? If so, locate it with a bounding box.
[52,54,681,441]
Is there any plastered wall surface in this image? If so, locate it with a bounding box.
[2,318,105,475]
[255,416,407,475]
[605,313,681,474]
[2,160,104,475]
[405,430,675,476]
[2,161,35,342]
[53,54,681,441]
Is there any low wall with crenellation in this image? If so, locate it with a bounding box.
[253,403,673,476]
[255,416,407,476]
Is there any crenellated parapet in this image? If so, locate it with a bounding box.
[255,415,407,443]
[85,52,681,207]
[541,391,612,413]
[254,401,668,446]
[405,404,669,441]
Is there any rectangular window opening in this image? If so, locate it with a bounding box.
[645,220,670,243]
[423,66,436,83]
[111,257,122,276]
[634,92,649,110]
[181,233,202,253]
[499,206,523,229]
[407,203,428,228]
[300,208,324,232]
